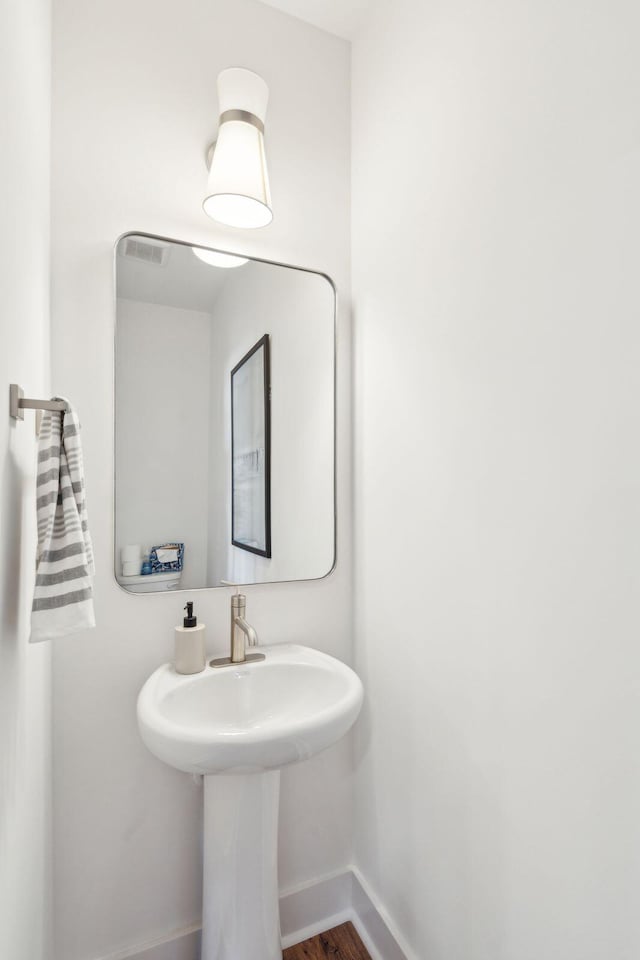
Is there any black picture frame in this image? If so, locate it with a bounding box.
[231,334,272,558]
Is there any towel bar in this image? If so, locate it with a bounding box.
[9,384,67,421]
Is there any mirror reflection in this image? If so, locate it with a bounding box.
[115,234,335,593]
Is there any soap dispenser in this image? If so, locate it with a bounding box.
[174,601,206,675]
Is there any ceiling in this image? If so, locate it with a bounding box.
[258,0,370,40]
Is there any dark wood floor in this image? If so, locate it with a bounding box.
[283,921,371,960]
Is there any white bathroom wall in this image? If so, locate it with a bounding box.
[0,0,52,956]
[50,1,351,958]
[115,299,212,589]
[207,262,335,586]
[352,1,640,958]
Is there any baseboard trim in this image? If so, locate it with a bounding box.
[89,924,201,960]
[280,867,409,960]
[279,866,354,947]
[349,866,414,960]
[91,867,407,960]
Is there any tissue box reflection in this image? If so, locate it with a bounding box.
[150,542,184,572]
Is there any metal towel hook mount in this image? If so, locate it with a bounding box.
[9,384,67,421]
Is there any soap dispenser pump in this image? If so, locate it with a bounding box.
[174,601,206,675]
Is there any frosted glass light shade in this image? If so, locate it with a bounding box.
[204,68,272,229]
[191,247,248,268]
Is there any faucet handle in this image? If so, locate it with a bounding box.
[220,579,241,594]
[221,581,247,610]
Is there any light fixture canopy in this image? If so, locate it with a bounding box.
[204,68,272,229]
[191,246,249,269]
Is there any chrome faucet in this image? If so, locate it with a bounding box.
[230,593,258,662]
[210,585,265,668]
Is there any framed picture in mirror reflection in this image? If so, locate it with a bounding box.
[231,334,271,558]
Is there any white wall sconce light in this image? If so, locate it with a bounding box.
[203,67,272,229]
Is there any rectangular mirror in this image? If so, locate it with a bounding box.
[114,233,335,593]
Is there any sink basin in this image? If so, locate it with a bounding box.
[137,643,364,775]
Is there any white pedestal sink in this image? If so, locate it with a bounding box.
[137,644,363,960]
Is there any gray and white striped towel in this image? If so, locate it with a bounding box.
[30,399,95,642]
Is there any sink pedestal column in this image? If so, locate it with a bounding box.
[202,771,281,960]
